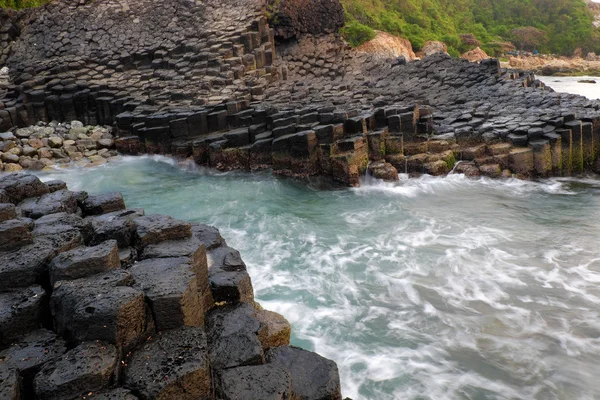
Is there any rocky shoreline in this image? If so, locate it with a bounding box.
[0,121,118,172]
[0,0,598,185]
[0,172,343,399]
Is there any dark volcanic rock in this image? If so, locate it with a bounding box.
[87,388,139,399]
[49,240,120,286]
[0,203,16,222]
[0,174,48,204]
[51,270,147,350]
[207,246,254,303]
[256,309,292,350]
[32,213,88,256]
[268,0,344,39]
[33,342,118,400]
[123,327,210,400]
[0,329,67,378]
[266,346,342,400]
[216,364,292,400]
[134,214,192,249]
[18,190,77,219]
[191,223,225,250]
[206,303,264,369]
[130,257,204,330]
[0,285,47,347]
[81,192,126,216]
[0,218,33,251]
[87,209,144,248]
[0,242,55,291]
[0,366,20,400]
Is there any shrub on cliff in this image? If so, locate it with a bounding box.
[0,0,49,9]
[341,20,376,47]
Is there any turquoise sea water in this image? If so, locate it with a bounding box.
[36,156,600,400]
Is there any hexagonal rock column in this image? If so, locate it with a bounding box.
[0,285,47,347]
[216,364,293,400]
[130,257,204,331]
[266,346,343,400]
[123,327,210,400]
[51,270,147,351]
[207,246,255,304]
[33,342,118,400]
[207,303,264,370]
[0,329,68,394]
[48,239,120,286]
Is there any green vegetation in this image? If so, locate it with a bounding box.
[341,20,377,47]
[340,0,600,56]
[0,0,50,9]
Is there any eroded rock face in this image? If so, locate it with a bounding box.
[268,0,344,40]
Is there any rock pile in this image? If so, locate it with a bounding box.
[0,121,117,172]
[0,172,343,399]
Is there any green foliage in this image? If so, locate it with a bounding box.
[340,0,599,56]
[0,0,50,9]
[341,20,377,47]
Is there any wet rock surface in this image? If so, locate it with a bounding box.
[0,172,341,399]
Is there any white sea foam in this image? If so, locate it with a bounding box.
[33,159,600,400]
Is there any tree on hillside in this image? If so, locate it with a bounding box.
[510,26,548,51]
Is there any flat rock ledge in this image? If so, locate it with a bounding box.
[0,172,343,400]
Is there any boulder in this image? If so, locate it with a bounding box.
[45,180,68,193]
[267,0,344,40]
[51,271,147,350]
[266,346,342,400]
[355,31,415,61]
[0,285,47,347]
[49,240,120,286]
[123,327,210,400]
[81,192,126,216]
[18,189,77,219]
[130,257,204,330]
[461,47,489,62]
[0,173,48,204]
[33,342,118,400]
[421,41,448,57]
[0,218,33,251]
[206,303,264,369]
[216,364,292,400]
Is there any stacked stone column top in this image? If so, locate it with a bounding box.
[0,172,343,400]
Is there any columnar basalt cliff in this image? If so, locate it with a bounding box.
[0,0,599,185]
[0,172,343,399]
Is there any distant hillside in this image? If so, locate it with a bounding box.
[341,0,600,56]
